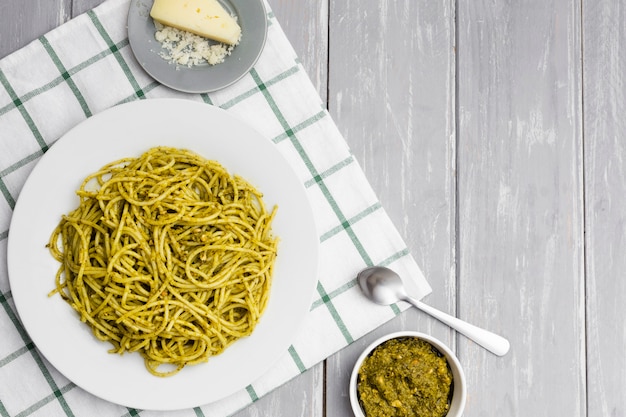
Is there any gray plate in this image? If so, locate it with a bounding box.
[127,0,267,93]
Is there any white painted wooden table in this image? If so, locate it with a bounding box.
[1,0,624,416]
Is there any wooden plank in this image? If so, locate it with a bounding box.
[325,0,456,415]
[582,1,626,416]
[270,0,328,101]
[456,0,585,415]
[72,0,106,16]
[0,0,71,59]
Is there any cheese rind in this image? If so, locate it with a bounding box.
[150,0,241,46]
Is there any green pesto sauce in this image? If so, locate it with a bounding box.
[357,337,453,417]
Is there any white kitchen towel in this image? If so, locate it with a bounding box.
[0,0,431,415]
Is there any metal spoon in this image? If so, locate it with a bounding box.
[357,266,510,356]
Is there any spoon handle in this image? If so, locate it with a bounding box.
[405,296,510,356]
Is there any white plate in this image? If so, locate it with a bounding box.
[127,0,267,93]
[7,99,319,411]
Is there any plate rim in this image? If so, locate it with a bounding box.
[7,98,319,410]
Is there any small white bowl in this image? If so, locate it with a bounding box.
[349,331,466,417]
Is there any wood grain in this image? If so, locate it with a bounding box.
[583,1,626,416]
[325,0,456,415]
[0,0,71,58]
[271,0,328,101]
[72,0,107,16]
[456,0,585,415]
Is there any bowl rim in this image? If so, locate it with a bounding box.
[349,330,467,417]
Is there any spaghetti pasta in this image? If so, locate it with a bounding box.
[47,147,278,377]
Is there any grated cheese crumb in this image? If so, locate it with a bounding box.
[153,22,239,67]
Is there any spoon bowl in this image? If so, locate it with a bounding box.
[358,266,412,305]
[357,266,510,356]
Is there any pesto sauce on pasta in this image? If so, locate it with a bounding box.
[48,147,278,377]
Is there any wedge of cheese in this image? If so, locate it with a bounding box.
[150,0,241,45]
